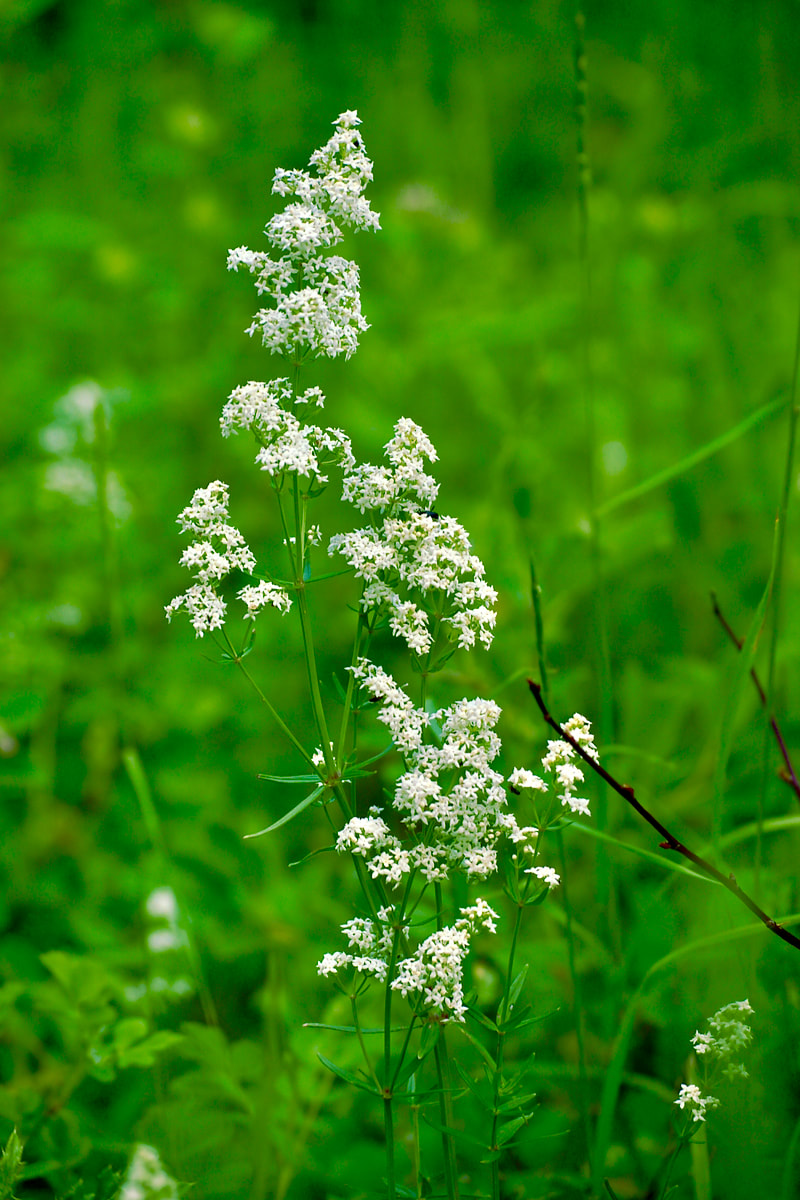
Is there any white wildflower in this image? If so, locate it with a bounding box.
[525,864,561,889]
[391,901,497,1022]
[676,999,754,1123]
[229,112,379,361]
[239,580,292,619]
[675,1083,719,1123]
[120,1145,179,1200]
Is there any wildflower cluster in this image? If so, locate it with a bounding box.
[330,419,498,655]
[220,378,354,488]
[391,899,498,1021]
[165,481,290,636]
[509,712,596,821]
[336,659,515,884]
[675,1000,754,1122]
[228,110,379,360]
[317,907,401,984]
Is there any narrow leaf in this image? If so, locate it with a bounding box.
[317,1054,378,1094]
[596,390,788,517]
[244,785,326,838]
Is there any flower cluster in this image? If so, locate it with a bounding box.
[330,419,498,655]
[336,659,517,885]
[228,111,379,360]
[165,481,290,636]
[317,907,401,984]
[220,378,354,486]
[120,1144,179,1200]
[317,899,498,1024]
[390,899,498,1022]
[675,999,754,1122]
[509,712,597,821]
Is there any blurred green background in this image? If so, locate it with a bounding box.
[3,0,800,1196]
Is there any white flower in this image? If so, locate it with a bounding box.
[332,422,497,656]
[675,1083,719,1122]
[229,112,379,361]
[509,768,547,793]
[526,865,561,889]
[391,901,497,1022]
[238,580,292,619]
[120,1145,179,1200]
[675,999,754,1122]
[167,480,280,636]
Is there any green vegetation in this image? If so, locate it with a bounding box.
[3,2,800,1197]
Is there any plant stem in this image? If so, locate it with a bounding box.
[556,827,592,1171]
[757,294,800,890]
[433,881,460,1199]
[490,900,524,1200]
[231,649,318,770]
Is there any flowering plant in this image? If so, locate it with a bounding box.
[166,112,599,1196]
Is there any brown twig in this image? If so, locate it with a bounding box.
[711,592,800,804]
[527,679,800,954]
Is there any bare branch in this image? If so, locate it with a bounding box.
[528,679,800,954]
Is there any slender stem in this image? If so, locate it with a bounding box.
[556,828,592,1171]
[382,886,412,1200]
[231,649,318,770]
[433,1038,459,1200]
[766,294,800,746]
[711,596,800,803]
[490,900,524,1200]
[528,680,800,953]
[433,882,460,1199]
[337,604,370,766]
[351,992,380,1091]
[574,7,616,967]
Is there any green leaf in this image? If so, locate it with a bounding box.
[496,965,528,1025]
[244,784,326,837]
[498,1114,530,1145]
[304,1023,408,1034]
[459,1024,497,1072]
[453,1061,494,1110]
[467,1006,499,1034]
[257,772,321,784]
[317,1054,378,1094]
[0,1129,24,1200]
[116,1029,183,1069]
[497,1091,538,1115]
[595,390,788,517]
[417,1021,440,1059]
[567,819,716,883]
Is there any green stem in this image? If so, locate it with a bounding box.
[574,6,616,962]
[351,992,381,1092]
[758,295,800,892]
[556,827,592,1173]
[433,881,460,1199]
[433,1037,460,1200]
[490,900,524,1200]
[336,602,370,766]
[230,647,318,771]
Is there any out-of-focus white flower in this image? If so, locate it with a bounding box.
[120,1145,179,1200]
[675,999,754,1123]
[675,1083,719,1123]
